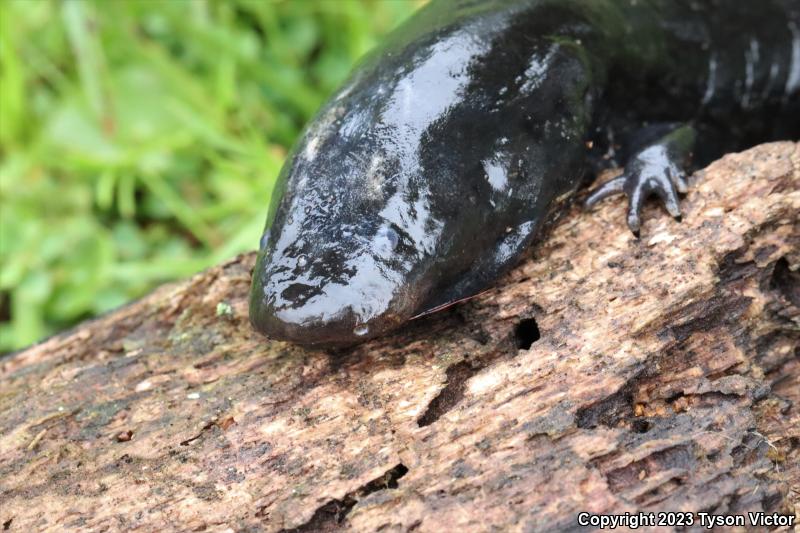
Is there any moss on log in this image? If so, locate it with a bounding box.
[1,142,798,532]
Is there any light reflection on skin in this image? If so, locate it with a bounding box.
[787,21,800,94]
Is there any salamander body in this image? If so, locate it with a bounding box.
[250,0,800,346]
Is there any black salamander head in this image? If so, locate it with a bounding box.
[249,65,445,346]
[249,10,590,347]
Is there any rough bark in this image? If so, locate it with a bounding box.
[1,142,798,532]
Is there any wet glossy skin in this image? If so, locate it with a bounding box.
[250,0,800,346]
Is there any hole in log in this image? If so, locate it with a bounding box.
[278,463,408,532]
[631,419,651,433]
[770,257,800,306]
[417,361,475,427]
[513,318,540,350]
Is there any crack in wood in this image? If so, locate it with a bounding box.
[278,464,408,532]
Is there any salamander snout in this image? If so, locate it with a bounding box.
[249,220,415,347]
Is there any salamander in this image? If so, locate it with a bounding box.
[249,0,800,346]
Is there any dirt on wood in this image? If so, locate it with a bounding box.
[1,142,798,532]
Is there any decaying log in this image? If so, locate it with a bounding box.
[1,142,798,532]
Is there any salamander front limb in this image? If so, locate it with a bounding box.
[585,124,696,237]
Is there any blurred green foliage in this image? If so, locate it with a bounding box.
[0,0,421,352]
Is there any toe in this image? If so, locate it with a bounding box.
[584,175,626,208]
[668,166,689,193]
[626,184,645,236]
[655,178,682,219]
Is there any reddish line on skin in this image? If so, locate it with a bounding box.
[409,288,494,319]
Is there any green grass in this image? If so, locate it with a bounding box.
[0,0,422,352]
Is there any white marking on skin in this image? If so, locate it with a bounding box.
[301,104,344,162]
[483,157,508,191]
[743,38,759,108]
[493,221,534,264]
[335,81,356,101]
[763,61,781,99]
[372,225,399,258]
[702,52,718,105]
[378,185,443,257]
[338,108,368,139]
[303,136,319,161]
[787,21,800,95]
[520,45,559,93]
[365,153,385,199]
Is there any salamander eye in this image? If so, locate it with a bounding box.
[374,225,400,255]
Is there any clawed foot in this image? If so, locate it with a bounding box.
[584,125,695,237]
